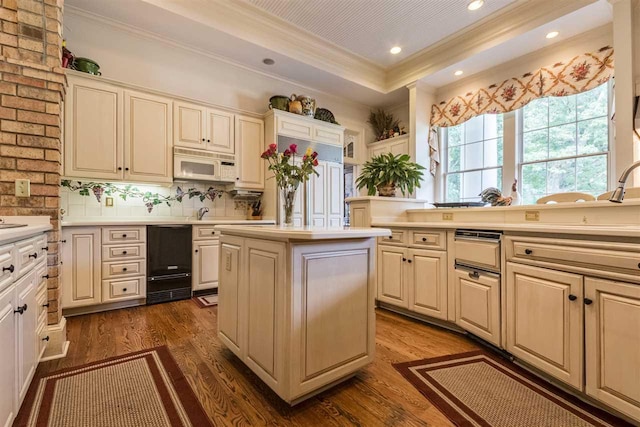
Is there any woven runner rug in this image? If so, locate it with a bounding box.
[193,293,218,308]
[394,350,632,427]
[14,346,212,427]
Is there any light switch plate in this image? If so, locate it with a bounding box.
[15,179,30,197]
[525,211,540,221]
[105,197,114,207]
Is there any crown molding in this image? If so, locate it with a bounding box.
[385,0,599,92]
[140,0,387,92]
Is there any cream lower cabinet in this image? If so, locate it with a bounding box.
[192,226,220,292]
[61,227,101,308]
[454,268,500,346]
[218,236,242,354]
[377,243,448,320]
[15,271,37,404]
[506,262,583,389]
[0,277,17,427]
[585,277,640,421]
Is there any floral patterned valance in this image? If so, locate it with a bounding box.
[430,46,614,127]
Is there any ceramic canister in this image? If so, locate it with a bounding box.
[297,95,316,117]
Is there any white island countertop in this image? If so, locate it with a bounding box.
[215,225,392,240]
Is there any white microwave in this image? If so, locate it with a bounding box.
[173,147,236,183]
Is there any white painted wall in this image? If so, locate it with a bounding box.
[63,10,373,140]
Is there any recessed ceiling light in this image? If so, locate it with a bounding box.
[546,31,559,39]
[262,58,275,65]
[467,0,484,11]
[390,46,402,55]
[454,70,464,76]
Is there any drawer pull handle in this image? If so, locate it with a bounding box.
[123,288,127,292]
[122,234,127,238]
[584,298,593,305]
[469,271,480,280]
[211,231,215,235]
[42,336,50,342]
[407,259,412,264]
[60,240,66,243]
[422,237,427,242]
[3,265,14,273]
[43,303,50,308]
[122,268,128,272]
[29,252,38,259]
[42,246,49,251]
[122,251,128,255]
[42,274,49,279]
[14,304,27,315]
[568,294,577,301]
[388,236,393,239]
[524,249,533,255]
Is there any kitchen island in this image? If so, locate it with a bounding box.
[214,225,391,404]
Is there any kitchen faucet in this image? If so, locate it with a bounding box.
[610,160,640,203]
[197,207,209,220]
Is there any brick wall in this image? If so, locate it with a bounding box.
[0,0,65,325]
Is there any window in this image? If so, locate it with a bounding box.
[520,84,609,204]
[444,114,503,202]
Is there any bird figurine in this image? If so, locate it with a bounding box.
[479,186,513,206]
[510,179,521,206]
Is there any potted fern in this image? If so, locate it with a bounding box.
[356,153,425,197]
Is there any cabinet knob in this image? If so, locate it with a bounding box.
[60,240,66,243]
[422,237,427,242]
[125,167,129,171]
[122,234,127,238]
[236,177,239,181]
[584,298,593,305]
[42,336,50,342]
[568,294,577,301]
[122,267,127,272]
[118,167,123,171]
[407,259,412,264]
[207,139,211,143]
[14,304,27,315]
[388,236,393,239]
[42,274,49,279]
[195,249,199,253]
[123,288,127,292]
[42,246,49,251]
[524,249,533,255]
[211,231,215,235]
[2,265,14,273]
[468,271,480,280]
[202,138,205,142]
[122,251,127,255]
[402,257,406,262]
[43,302,50,308]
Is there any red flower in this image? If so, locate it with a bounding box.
[268,143,277,153]
[283,149,291,157]
[302,155,308,161]
[289,143,297,154]
[311,151,318,159]
[312,158,318,166]
[260,150,270,159]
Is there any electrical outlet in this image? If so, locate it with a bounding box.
[442,213,454,221]
[105,197,114,207]
[525,211,540,221]
[15,179,30,197]
[225,252,232,271]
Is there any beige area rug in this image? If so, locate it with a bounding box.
[394,350,632,427]
[192,293,218,308]
[14,346,212,427]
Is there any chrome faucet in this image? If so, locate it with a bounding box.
[610,160,640,203]
[197,207,209,220]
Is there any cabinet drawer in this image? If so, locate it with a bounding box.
[454,239,500,271]
[378,229,407,245]
[0,243,14,292]
[36,285,47,326]
[16,237,39,277]
[277,116,313,139]
[410,230,446,250]
[102,259,145,278]
[102,243,146,261]
[508,238,640,275]
[102,226,146,244]
[34,234,48,259]
[36,261,47,293]
[193,226,220,240]
[102,276,144,302]
[313,126,343,146]
[37,323,48,360]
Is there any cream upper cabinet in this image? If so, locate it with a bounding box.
[585,277,640,420]
[454,267,500,346]
[313,125,344,146]
[61,227,101,309]
[506,262,583,389]
[64,77,123,180]
[377,245,408,308]
[409,249,447,320]
[276,114,313,140]
[124,91,173,183]
[235,115,265,190]
[207,109,235,154]
[173,101,207,150]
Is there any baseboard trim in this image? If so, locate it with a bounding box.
[62,298,145,317]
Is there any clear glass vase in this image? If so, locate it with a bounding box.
[281,185,297,227]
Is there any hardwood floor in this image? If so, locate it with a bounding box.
[37,301,479,426]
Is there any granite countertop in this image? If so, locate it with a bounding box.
[214,225,392,240]
[61,218,276,227]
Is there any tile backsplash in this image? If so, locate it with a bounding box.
[60,182,251,220]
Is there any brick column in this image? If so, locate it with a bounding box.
[0,0,65,325]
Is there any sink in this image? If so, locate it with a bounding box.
[0,224,27,229]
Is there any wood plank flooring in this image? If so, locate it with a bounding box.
[37,301,480,426]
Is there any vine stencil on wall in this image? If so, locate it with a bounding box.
[61,180,225,213]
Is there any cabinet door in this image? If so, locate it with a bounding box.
[310,161,327,227]
[193,240,219,292]
[0,283,16,427]
[61,228,101,308]
[276,115,313,140]
[327,162,343,227]
[173,101,207,150]
[207,109,234,154]
[390,138,409,155]
[585,277,640,420]
[454,268,500,346]
[15,272,37,405]
[313,124,343,146]
[235,115,265,189]
[64,77,123,180]
[218,238,242,355]
[124,91,173,183]
[377,245,408,308]
[506,262,583,389]
[408,249,447,320]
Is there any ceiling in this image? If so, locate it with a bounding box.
[244,0,518,67]
[64,0,611,107]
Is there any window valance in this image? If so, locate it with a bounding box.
[430,46,614,128]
